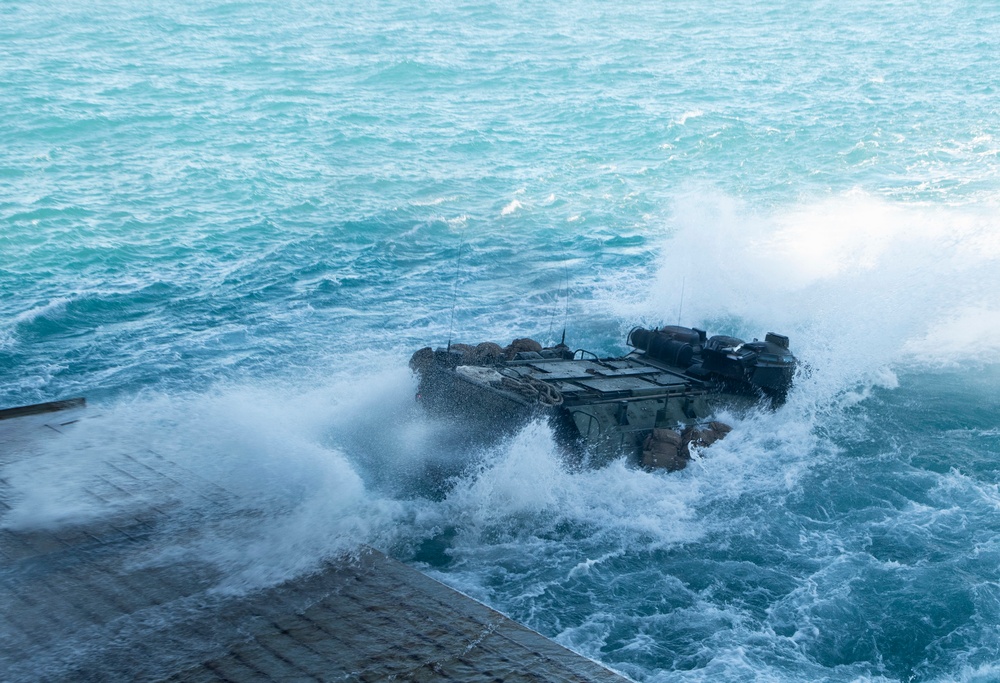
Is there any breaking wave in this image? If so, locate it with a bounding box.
[5,189,1000,681]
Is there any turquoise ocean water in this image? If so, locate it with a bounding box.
[3,1,1000,680]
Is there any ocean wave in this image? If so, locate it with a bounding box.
[606,190,1000,395]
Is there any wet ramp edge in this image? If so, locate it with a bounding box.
[0,408,627,683]
[159,547,629,683]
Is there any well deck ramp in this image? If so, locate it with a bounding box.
[0,401,628,682]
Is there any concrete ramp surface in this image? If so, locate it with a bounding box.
[0,403,628,682]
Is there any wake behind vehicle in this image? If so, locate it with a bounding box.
[409,325,797,470]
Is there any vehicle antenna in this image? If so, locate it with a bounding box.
[446,234,466,353]
[561,264,570,346]
[677,276,686,326]
[546,269,558,344]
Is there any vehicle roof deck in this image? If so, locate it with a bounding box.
[506,356,702,402]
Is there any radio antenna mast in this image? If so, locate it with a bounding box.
[677,276,686,326]
[446,236,466,352]
[560,264,570,345]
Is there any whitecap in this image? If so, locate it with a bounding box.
[501,199,523,216]
[676,109,704,125]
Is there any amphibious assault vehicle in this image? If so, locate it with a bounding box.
[409,325,797,470]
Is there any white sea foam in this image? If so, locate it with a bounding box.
[0,297,72,350]
[951,663,1000,683]
[501,198,523,215]
[410,196,457,206]
[676,109,704,125]
[903,306,1000,365]
[439,421,705,547]
[12,297,71,325]
[0,366,425,592]
[606,190,1000,406]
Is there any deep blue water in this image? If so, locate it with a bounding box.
[3,1,1000,680]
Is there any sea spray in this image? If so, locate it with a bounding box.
[3,0,1000,680]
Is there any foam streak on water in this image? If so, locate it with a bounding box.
[2,1,1000,681]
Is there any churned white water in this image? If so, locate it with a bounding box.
[3,1,1000,680]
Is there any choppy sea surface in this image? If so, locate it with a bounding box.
[3,1,1000,680]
